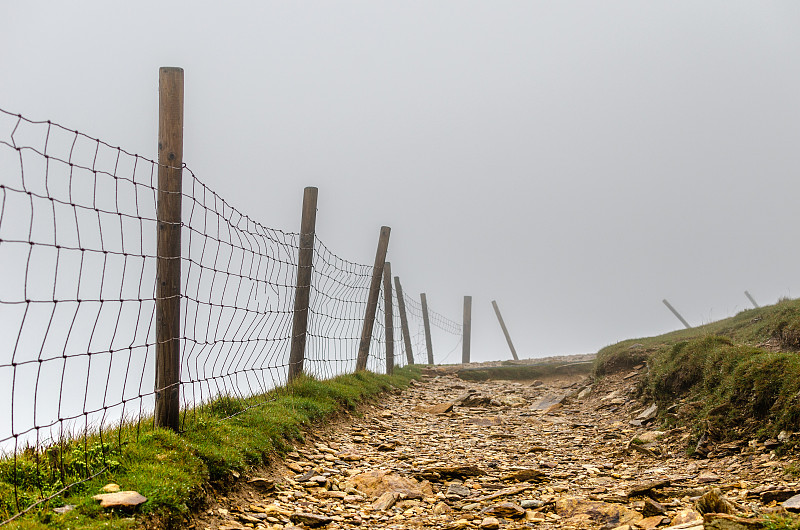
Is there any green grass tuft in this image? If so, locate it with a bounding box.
[765,514,800,530]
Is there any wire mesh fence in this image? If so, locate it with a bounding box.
[0,107,159,449]
[0,105,463,522]
[0,107,163,521]
[180,172,300,417]
[306,238,376,379]
[402,293,463,364]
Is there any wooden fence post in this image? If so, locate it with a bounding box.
[420,293,434,365]
[383,262,394,375]
[662,299,691,329]
[744,290,759,309]
[491,300,519,361]
[462,295,472,364]
[288,187,318,381]
[356,226,391,371]
[393,276,414,365]
[155,67,184,432]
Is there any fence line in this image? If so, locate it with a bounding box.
[0,93,462,521]
[402,293,462,364]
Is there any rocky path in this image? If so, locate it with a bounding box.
[196,367,800,530]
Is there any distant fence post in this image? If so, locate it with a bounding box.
[356,226,391,371]
[420,293,434,364]
[662,299,691,329]
[288,187,319,381]
[394,276,414,365]
[491,300,519,361]
[462,295,472,364]
[155,67,184,432]
[383,262,395,375]
[744,290,759,309]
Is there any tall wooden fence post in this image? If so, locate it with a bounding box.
[155,67,184,432]
[744,290,759,309]
[662,299,691,329]
[491,300,519,361]
[394,276,414,365]
[462,295,472,364]
[420,293,434,365]
[288,187,318,381]
[383,262,394,375]
[356,226,391,371]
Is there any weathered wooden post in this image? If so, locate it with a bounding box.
[420,293,434,365]
[383,262,394,374]
[462,295,472,364]
[288,187,318,381]
[155,67,184,432]
[662,299,691,329]
[393,276,414,365]
[356,226,391,371]
[744,291,759,309]
[491,300,519,361]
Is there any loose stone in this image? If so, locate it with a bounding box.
[92,491,147,509]
[289,512,334,527]
[479,516,501,529]
[199,363,800,530]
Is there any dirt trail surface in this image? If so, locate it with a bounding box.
[196,367,798,530]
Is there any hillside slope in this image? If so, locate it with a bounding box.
[594,297,800,448]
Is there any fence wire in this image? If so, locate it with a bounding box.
[0,106,459,523]
[180,173,300,415]
[0,108,162,521]
[306,238,374,378]
[402,292,462,364]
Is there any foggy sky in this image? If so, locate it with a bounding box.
[3,1,800,362]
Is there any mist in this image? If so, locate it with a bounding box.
[3,1,800,363]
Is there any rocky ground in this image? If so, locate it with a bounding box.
[192,365,800,530]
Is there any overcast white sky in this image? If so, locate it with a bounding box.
[3,2,800,362]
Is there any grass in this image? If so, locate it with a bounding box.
[593,297,800,446]
[0,366,421,529]
[765,515,800,530]
[594,297,800,375]
[457,361,593,381]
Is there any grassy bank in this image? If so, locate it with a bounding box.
[593,298,800,445]
[0,366,421,529]
[457,361,593,381]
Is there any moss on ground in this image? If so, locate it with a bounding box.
[0,366,420,529]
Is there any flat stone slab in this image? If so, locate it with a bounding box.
[247,477,275,490]
[783,493,800,511]
[413,402,454,414]
[500,468,548,483]
[480,501,525,518]
[289,512,333,527]
[420,465,486,479]
[533,392,568,410]
[346,469,431,499]
[92,490,147,509]
[636,403,658,421]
